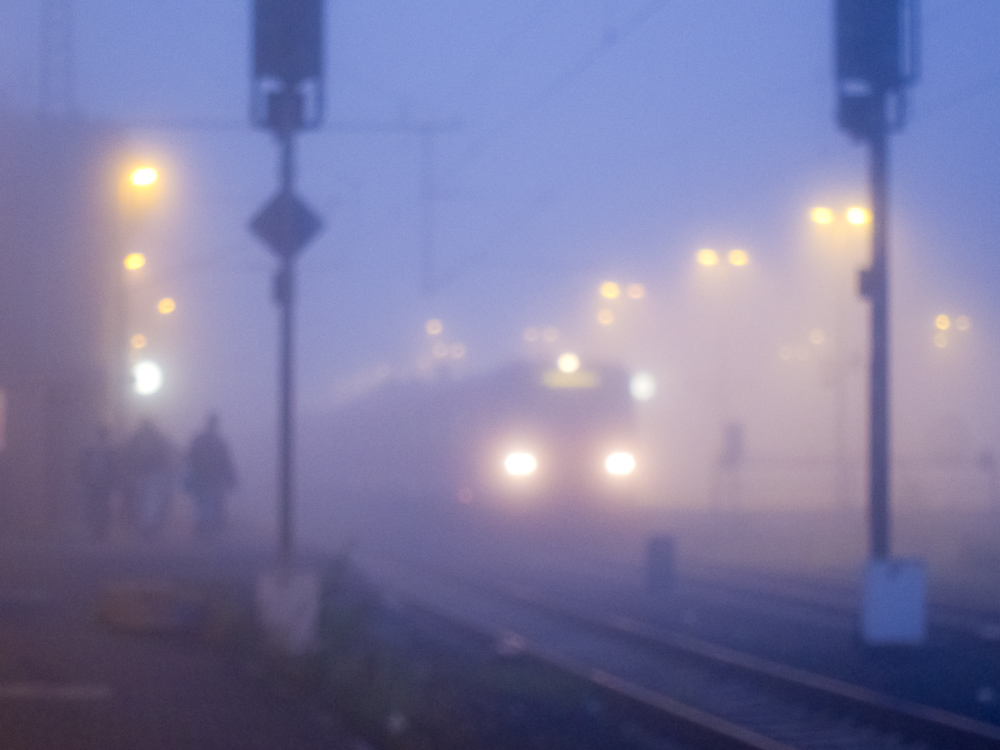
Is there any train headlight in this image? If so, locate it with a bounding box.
[605,452,635,476]
[504,452,537,476]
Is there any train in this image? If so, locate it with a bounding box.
[303,358,641,510]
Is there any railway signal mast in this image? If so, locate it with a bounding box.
[250,0,324,565]
[835,0,922,644]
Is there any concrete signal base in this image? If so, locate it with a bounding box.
[861,558,927,646]
[255,570,321,656]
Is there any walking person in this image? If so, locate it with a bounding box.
[184,413,237,538]
[120,420,176,538]
[79,425,117,540]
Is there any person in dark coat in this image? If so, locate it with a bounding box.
[120,420,176,538]
[183,413,237,538]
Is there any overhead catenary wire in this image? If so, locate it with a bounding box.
[112,2,670,291]
[428,0,672,288]
[910,69,1000,123]
[441,0,671,184]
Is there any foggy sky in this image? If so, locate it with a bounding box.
[1,0,998,513]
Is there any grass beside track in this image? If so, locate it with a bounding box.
[269,557,684,750]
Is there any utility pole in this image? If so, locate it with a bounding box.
[835,0,921,644]
[249,0,324,567]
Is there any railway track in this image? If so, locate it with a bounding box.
[679,567,1000,641]
[364,556,1000,750]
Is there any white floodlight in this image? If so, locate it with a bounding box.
[132,360,163,396]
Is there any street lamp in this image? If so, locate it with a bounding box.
[846,206,871,225]
[120,164,162,215]
[600,281,621,299]
[696,248,719,266]
[129,167,158,187]
[728,249,749,267]
[696,248,749,268]
[932,313,971,349]
[811,207,835,225]
[811,205,871,230]
[123,252,146,270]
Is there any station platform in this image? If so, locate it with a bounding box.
[0,543,357,750]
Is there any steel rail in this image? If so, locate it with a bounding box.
[683,568,1000,637]
[403,597,797,750]
[474,576,1000,750]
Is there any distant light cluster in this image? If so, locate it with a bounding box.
[523,326,558,343]
[810,206,871,226]
[696,248,750,267]
[933,313,971,349]
[422,318,465,363]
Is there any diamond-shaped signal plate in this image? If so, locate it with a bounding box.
[250,190,322,259]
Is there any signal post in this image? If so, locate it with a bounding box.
[249,0,324,655]
[835,0,923,644]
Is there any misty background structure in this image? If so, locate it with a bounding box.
[0,116,121,535]
[0,2,996,570]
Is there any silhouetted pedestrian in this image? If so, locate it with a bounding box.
[79,425,116,540]
[120,420,176,538]
[183,413,237,538]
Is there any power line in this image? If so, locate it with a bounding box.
[435,188,558,289]
[528,0,668,110]
[441,0,670,183]
[911,70,1000,123]
[118,118,460,134]
[429,1,670,288]
[114,0,671,294]
[457,0,564,118]
[118,116,461,295]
